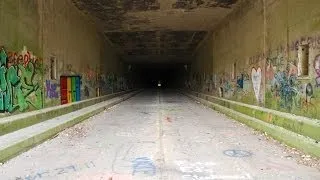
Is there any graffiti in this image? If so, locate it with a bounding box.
[84,64,96,80]
[306,83,313,97]
[46,80,59,99]
[219,87,224,97]
[266,55,286,81]
[290,36,320,50]
[288,62,298,76]
[0,47,43,113]
[314,55,320,86]
[203,74,212,92]
[80,65,97,91]
[301,83,314,104]
[106,73,116,91]
[98,74,109,94]
[181,174,252,180]
[77,173,133,180]
[237,74,244,89]
[66,64,72,72]
[175,160,252,180]
[175,160,216,174]
[223,80,233,93]
[223,149,252,157]
[251,67,262,102]
[236,72,250,92]
[215,72,235,98]
[6,46,41,67]
[132,157,156,176]
[15,161,95,180]
[117,76,128,91]
[267,54,297,109]
[271,71,299,110]
[84,85,89,97]
[249,54,263,65]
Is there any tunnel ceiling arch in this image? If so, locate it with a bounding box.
[71,0,239,63]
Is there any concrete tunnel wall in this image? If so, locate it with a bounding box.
[0,0,128,115]
[188,0,320,120]
[2,0,320,122]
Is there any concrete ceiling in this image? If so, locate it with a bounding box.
[71,0,239,63]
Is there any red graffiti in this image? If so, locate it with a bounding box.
[84,65,96,80]
[7,48,40,68]
[266,63,275,81]
[288,63,298,76]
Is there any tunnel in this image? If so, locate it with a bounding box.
[0,0,320,179]
[129,62,188,88]
[104,30,207,90]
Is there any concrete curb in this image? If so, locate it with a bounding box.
[182,92,320,158]
[184,90,320,141]
[0,89,137,136]
[0,90,142,163]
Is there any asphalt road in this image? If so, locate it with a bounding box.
[0,90,319,180]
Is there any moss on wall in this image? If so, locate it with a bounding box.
[0,0,124,115]
[191,0,320,120]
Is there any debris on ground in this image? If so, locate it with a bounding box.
[59,121,93,139]
[254,130,320,171]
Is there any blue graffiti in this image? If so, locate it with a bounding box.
[46,80,58,99]
[237,74,244,89]
[132,157,156,176]
[271,71,299,110]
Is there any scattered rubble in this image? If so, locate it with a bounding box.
[254,130,320,171]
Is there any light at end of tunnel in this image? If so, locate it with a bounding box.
[158,83,161,87]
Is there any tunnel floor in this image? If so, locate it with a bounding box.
[0,90,319,180]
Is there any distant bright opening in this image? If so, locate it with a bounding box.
[158,81,161,87]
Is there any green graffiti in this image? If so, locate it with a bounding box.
[0,48,43,113]
[0,48,7,66]
[107,73,115,89]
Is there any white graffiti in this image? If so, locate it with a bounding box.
[175,160,216,174]
[182,174,252,180]
[175,160,252,180]
[115,131,133,137]
[251,67,262,102]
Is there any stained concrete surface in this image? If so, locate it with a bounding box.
[0,90,319,180]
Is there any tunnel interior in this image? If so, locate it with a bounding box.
[71,0,239,89]
[106,30,207,89]
[130,63,188,89]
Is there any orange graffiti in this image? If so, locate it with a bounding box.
[6,47,41,68]
[266,63,275,81]
[84,65,96,80]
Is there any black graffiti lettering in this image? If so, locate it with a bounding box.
[85,161,95,168]
[66,165,77,172]
[54,168,67,175]
[36,171,49,178]
[24,175,38,180]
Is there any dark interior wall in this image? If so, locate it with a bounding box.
[130,63,188,89]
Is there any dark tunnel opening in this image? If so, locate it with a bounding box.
[129,63,188,89]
